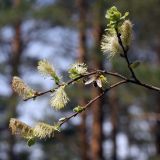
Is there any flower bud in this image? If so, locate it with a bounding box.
[121,20,133,48]
[37,59,60,84]
[101,35,122,58]
[50,86,69,110]
[12,76,36,99]
[33,122,55,139]
[9,118,34,139]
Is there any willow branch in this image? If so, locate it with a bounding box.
[24,70,127,101]
[128,79,160,92]
[24,67,160,101]
[24,71,98,101]
[97,70,127,80]
[59,80,127,126]
[115,28,139,81]
[58,78,160,126]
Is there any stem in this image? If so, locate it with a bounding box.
[115,28,138,81]
[128,79,160,92]
[24,68,160,101]
[114,27,160,93]
[24,70,126,101]
[59,80,127,126]
[24,71,98,101]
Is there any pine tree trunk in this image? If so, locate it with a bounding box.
[109,90,118,160]
[91,88,104,160]
[76,0,89,159]
[8,1,23,159]
[91,1,104,160]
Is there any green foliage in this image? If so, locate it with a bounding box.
[52,74,60,85]
[0,0,34,26]
[106,6,129,32]
[53,124,61,132]
[73,106,84,113]
[130,60,141,69]
[27,138,36,147]
[68,63,88,79]
[101,6,132,57]
[37,59,60,85]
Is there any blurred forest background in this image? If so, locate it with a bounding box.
[0,0,160,160]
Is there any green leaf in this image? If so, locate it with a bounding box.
[53,124,61,132]
[73,106,84,113]
[27,138,36,147]
[130,61,141,69]
[68,63,88,79]
[121,12,129,20]
[51,73,60,85]
[105,6,129,32]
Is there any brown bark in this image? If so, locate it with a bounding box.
[79,101,89,160]
[76,0,87,61]
[8,1,23,160]
[76,0,90,160]
[91,1,104,160]
[91,88,103,160]
[8,22,22,160]
[109,90,118,160]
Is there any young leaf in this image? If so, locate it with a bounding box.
[130,61,141,69]
[53,124,61,132]
[68,63,88,79]
[37,59,60,84]
[73,106,84,113]
[27,138,36,147]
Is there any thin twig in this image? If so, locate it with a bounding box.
[128,79,160,92]
[24,89,54,101]
[114,27,160,93]
[24,67,160,101]
[24,70,127,101]
[97,70,127,80]
[24,71,98,101]
[59,80,128,126]
[115,28,138,81]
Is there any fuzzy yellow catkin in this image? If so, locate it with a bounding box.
[12,76,36,99]
[72,63,88,75]
[33,122,55,139]
[9,118,34,139]
[101,35,122,58]
[121,20,133,48]
[50,86,69,110]
[37,59,56,77]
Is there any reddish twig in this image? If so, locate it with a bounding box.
[24,70,127,101]
[59,80,128,126]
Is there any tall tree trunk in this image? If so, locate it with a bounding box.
[8,1,23,159]
[91,1,104,160]
[91,88,103,160]
[109,90,118,160]
[76,0,89,160]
